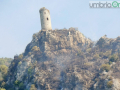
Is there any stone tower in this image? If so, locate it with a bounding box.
[39,7,52,30]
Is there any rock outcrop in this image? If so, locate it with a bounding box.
[4,28,120,90]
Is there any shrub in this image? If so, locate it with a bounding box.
[109,77,113,80]
[18,61,22,65]
[76,50,83,56]
[14,80,20,86]
[93,54,99,60]
[19,82,24,89]
[32,34,36,39]
[109,54,119,62]
[101,64,110,72]
[99,52,103,57]
[97,38,105,48]
[18,54,23,60]
[86,48,92,52]
[30,84,37,90]
[95,78,99,82]
[28,67,33,74]
[1,81,5,87]
[103,50,111,58]
[109,61,112,65]
[107,80,113,88]
[0,65,8,76]
[28,52,31,56]
[0,88,6,90]
[36,72,39,76]
[0,77,3,82]
[84,63,92,69]
[76,50,86,59]
[0,58,12,66]
[31,46,40,52]
[23,59,27,62]
[12,62,15,66]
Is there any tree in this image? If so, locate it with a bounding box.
[107,80,113,88]
[0,88,6,90]
[97,38,105,48]
[0,65,8,76]
[31,46,40,52]
[14,80,20,86]
[103,50,111,58]
[1,81,6,87]
[18,54,23,60]
[101,64,110,72]
[19,82,24,89]
[93,54,99,60]
[86,48,91,53]
[109,54,119,62]
[30,84,37,90]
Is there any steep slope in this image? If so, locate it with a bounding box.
[3,28,120,90]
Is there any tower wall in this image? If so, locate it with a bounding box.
[39,7,52,30]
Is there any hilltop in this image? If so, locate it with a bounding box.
[1,28,120,90]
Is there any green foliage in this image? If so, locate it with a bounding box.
[76,50,83,56]
[99,52,104,57]
[76,50,86,58]
[36,72,39,76]
[11,62,15,66]
[18,54,23,60]
[1,81,5,87]
[28,52,31,56]
[0,65,8,76]
[103,50,112,58]
[97,38,105,48]
[14,80,24,89]
[30,84,37,90]
[32,34,37,39]
[86,48,91,52]
[0,73,3,82]
[23,59,27,62]
[28,67,33,74]
[109,61,112,65]
[109,54,119,62]
[31,46,40,52]
[107,80,113,88]
[14,80,20,86]
[93,54,99,60]
[18,61,22,65]
[101,64,110,72]
[19,82,24,89]
[0,58,12,66]
[84,63,92,69]
[0,88,6,90]
[95,78,99,82]
[109,77,113,80]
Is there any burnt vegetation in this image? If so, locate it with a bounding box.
[1,30,120,90]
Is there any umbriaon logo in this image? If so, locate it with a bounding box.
[112,1,120,7]
[89,1,120,8]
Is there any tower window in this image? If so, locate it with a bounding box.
[47,18,49,20]
[44,12,46,14]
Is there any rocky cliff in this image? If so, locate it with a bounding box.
[3,28,120,90]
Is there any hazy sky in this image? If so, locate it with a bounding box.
[0,0,120,58]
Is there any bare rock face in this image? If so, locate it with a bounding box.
[94,70,120,90]
[6,28,94,90]
[24,28,93,57]
[5,28,120,90]
[96,35,120,53]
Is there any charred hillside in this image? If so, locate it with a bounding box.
[2,28,120,90]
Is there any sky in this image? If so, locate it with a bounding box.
[0,0,120,58]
